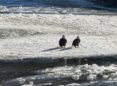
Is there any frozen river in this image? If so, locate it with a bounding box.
[0,13,117,86]
[0,0,117,85]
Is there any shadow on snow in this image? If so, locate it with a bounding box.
[59,47,72,51]
[42,47,59,52]
[42,47,72,52]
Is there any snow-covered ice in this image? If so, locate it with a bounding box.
[0,0,117,85]
[0,13,117,60]
[0,1,117,85]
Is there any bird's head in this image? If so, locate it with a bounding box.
[62,35,65,38]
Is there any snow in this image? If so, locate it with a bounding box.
[43,64,117,80]
[0,0,117,85]
[0,13,117,60]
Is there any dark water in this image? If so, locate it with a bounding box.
[0,0,116,15]
[0,0,116,8]
[0,55,117,84]
[88,0,117,8]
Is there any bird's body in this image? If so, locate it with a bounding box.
[59,35,67,48]
[72,36,80,48]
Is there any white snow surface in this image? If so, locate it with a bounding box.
[0,13,117,60]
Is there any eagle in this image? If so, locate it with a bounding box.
[72,36,80,48]
[59,35,67,48]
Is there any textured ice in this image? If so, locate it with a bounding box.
[2,64,117,86]
[0,0,117,86]
[0,13,117,60]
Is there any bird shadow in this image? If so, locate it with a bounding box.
[42,47,72,52]
[42,47,59,52]
[59,47,72,51]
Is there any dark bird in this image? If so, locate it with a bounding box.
[59,35,67,48]
[72,36,80,48]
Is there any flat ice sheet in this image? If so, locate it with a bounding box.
[0,14,117,60]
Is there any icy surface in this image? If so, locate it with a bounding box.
[2,64,117,86]
[0,14,117,59]
[0,0,117,85]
